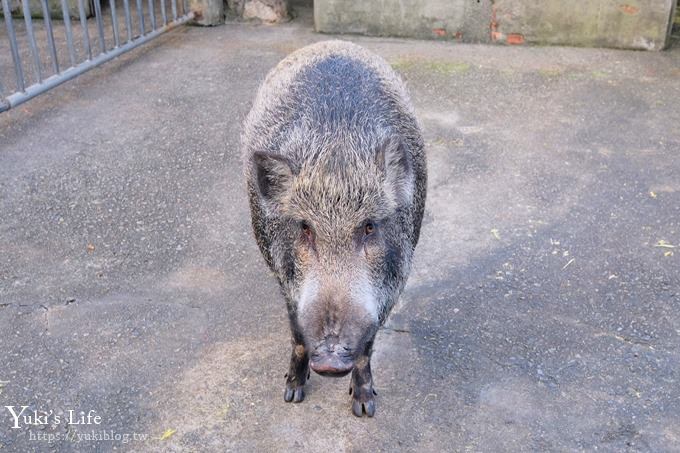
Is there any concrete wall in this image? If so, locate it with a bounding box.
[314,0,677,50]
[314,0,469,40]
[493,0,676,50]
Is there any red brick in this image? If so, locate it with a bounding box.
[507,33,525,45]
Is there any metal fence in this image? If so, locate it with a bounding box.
[0,0,194,112]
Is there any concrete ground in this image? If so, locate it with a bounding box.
[1,10,680,453]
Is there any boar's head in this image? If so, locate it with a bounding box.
[252,130,414,376]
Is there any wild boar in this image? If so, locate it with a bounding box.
[242,40,426,417]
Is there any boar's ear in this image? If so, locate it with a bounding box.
[252,151,297,209]
[376,137,414,206]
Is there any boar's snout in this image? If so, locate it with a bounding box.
[309,336,354,377]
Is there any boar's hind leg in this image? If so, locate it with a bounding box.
[284,340,309,403]
[350,355,376,417]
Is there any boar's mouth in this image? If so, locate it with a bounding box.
[309,351,354,377]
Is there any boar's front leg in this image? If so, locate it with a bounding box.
[350,353,377,417]
[284,326,309,403]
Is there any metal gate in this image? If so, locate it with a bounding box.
[1,0,194,112]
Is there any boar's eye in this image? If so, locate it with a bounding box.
[364,221,376,236]
[300,221,314,240]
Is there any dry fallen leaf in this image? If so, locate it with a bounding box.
[654,240,676,249]
[491,229,501,240]
[664,251,674,257]
[160,429,176,440]
[649,191,657,198]
[86,244,95,253]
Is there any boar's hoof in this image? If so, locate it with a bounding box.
[352,395,375,417]
[350,387,376,417]
[284,384,305,403]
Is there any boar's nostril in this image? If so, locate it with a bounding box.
[324,335,340,351]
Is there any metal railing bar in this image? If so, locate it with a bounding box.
[123,0,133,42]
[148,0,156,30]
[78,0,93,59]
[135,0,146,36]
[41,0,61,74]
[160,0,167,26]
[1,0,25,92]
[93,0,106,53]
[0,12,195,113]
[110,0,121,47]
[22,0,43,83]
[60,0,78,66]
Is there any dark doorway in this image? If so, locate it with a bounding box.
[290,0,313,26]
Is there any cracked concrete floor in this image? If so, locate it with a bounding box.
[1,14,680,453]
